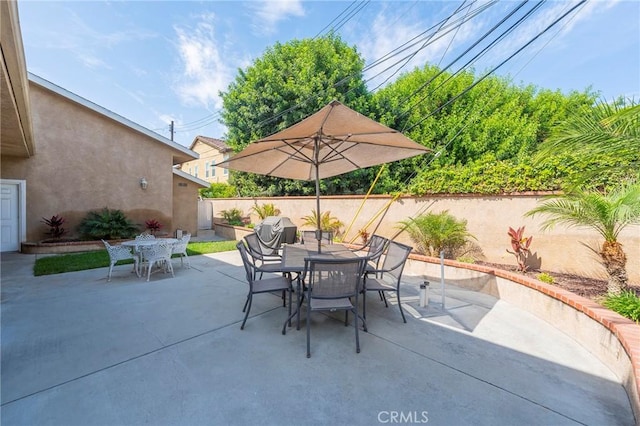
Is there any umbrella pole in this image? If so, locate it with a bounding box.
[315,177,321,253]
[314,138,322,253]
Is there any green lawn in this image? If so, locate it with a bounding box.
[33,240,238,276]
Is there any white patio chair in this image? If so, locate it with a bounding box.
[172,233,191,268]
[102,240,139,282]
[135,233,156,241]
[131,233,156,264]
[139,242,174,282]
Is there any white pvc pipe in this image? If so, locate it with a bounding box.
[440,251,445,309]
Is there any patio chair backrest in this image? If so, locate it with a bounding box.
[305,257,365,299]
[135,234,156,241]
[244,233,281,260]
[140,242,172,262]
[172,233,191,254]
[102,240,135,262]
[244,233,265,259]
[367,235,389,266]
[302,230,333,245]
[380,241,413,282]
[236,241,257,286]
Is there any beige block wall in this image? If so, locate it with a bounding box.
[207,194,640,283]
[1,83,178,240]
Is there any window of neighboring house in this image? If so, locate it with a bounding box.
[223,154,230,175]
[205,162,210,178]
[189,167,193,175]
[194,165,199,178]
[211,162,216,177]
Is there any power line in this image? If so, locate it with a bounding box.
[255,1,496,130]
[397,0,541,127]
[313,0,360,39]
[369,0,474,92]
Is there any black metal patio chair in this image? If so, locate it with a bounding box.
[303,256,367,358]
[236,241,292,330]
[363,240,413,323]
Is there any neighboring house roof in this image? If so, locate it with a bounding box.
[28,73,199,165]
[189,136,232,153]
[172,167,209,188]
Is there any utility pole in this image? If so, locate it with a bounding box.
[170,121,174,141]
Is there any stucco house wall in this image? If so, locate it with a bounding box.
[1,76,207,242]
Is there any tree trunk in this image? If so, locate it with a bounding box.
[600,240,628,294]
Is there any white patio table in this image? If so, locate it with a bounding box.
[120,238,178,278]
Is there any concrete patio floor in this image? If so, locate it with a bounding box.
[0,249,635,425]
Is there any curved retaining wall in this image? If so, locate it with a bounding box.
[402,252,640,422]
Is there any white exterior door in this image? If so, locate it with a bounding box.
[1,182,21,251]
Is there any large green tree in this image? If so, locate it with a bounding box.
[220,34,372,196]
[370,64,596,194]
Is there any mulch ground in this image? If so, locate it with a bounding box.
[476,261,609,300]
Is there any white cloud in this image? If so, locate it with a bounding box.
[31,8,156,70]
[173,13,234,110]
[250,0,305,35]
[78,54,111,70]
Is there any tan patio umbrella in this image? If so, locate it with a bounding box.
[219,100,430,251]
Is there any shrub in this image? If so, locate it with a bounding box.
[199,183,237,198]
[397,210,475,259]
[506,226,533,272]
[456,255,475,264]
[301,210,344,236]
[77,208,139,240]
[537,272,555,284]
[221,208,245,226]
[251,202,281,220]
[41,215,66,239]
[602,290,640,322]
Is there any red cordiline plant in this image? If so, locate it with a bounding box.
[145,219,162,234]
[506,226,532,272]
[41,215,67,239]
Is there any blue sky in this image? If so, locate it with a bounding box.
[18,1,640,148]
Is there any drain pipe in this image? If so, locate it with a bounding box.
[440,251,446,309]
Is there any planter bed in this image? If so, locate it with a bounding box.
[22,239,122,254]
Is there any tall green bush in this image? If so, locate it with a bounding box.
[301,210,344,236]
[398,211,475,258]
[221,208,245,226]
[200,183,237,198]
[77,208,139,240]
[251,202,281,220]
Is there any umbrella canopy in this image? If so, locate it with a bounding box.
[219,100,430,250]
